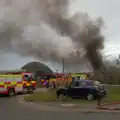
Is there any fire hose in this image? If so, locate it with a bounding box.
[97,101,120,110]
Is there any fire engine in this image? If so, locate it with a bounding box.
[39,73,72,88]
[0,71,36,96]
[70,73,88,80]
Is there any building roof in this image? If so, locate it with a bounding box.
[22,61,53,74]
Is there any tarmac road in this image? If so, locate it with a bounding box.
[0,96,120,120]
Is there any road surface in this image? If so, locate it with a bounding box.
[0,96,120,120]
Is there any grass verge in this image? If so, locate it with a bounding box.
[24,89,57,102]
[24,86,120,104]
[103,86,120,103]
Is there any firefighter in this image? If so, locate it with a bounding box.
[41,79,44,87]
[57,76,61,88]
[55,76,59,89]
[64,77,68,87]
[49,78,52,88]
[51,77,54,88]
[46,80,49,88]
[69,77,71,84]
[67,76,71,86]
[53,78,56,88]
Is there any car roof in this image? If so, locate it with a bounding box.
[75,80,92,83]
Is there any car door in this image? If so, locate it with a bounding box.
[74,81,88,98]
[67,81,80,97]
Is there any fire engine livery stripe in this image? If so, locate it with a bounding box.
[27,83,30,86]
[0,81,36,88]
[23,81,27,84]
[11,82,17,84]
[17,84,23,87]
[31,81,36,83]
[0,85,4,87]
[17,82,22,84]
[0,81,21,87]
[0,82,4,85]
[0,91,8,94]
[5,82,11,84]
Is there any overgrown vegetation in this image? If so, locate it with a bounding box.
[93,66,120,84]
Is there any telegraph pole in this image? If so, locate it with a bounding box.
[62,59,64,73]
[117,54,120,65]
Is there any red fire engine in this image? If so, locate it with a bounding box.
[0,71,36,96]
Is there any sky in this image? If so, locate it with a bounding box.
[0,0,120,71]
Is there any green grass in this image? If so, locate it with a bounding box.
[103,86,120,103]
[24,89,57,102]
[24,86,120,104]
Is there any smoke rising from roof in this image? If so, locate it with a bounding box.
[0,0,105,71]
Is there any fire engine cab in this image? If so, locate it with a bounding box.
[0,71,36,96]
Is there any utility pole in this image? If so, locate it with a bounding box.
[117,54,120,65]
[62,59,64,73]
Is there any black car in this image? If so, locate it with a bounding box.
[56,80,106,100]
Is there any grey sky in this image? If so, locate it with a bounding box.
[0,0,119,71]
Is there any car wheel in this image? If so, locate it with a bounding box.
[87,93,94,101]
[29,87,34,94]
[8,89,15,97]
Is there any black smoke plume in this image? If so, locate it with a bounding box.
[0,0,105,71]
[36,0,105,71]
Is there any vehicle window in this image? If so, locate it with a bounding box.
[79,81,87,87]
[75,81,79,86]
[87,82,92,86]
[24,75,31,81]
[80,76,86,80]
[31,76,35,81]
[70,81,79,87]
[70,81,85,87]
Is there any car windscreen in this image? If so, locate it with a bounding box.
[24,75,31,81]
[70,81,87,87]
[84,81,102,87]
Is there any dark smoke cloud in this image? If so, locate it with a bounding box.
[0,0,105,71]
[36,0,105,71]
[0,24,61,62]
